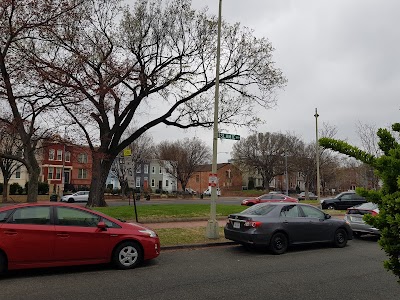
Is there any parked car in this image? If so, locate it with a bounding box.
[344,202,380,237]
[61,191,90,203]
[224,202,352,254]
[0,202,160,273]
[241,193,298,206]
[297,192,318,200]
[320,191,367,210]
[184,188,197,195]
[203,187,221,196]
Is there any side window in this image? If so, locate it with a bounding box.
[0,210,13,223]
[9,206,51,225]
[56,207,100,227]
[342,194,352,200]
[280,205,300,218]
[301,206,325,219]
[102,217,121,228]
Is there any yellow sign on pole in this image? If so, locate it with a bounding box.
[123,148,132,157]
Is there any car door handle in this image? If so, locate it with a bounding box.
[3,230,17,235]
[57,233,70,238]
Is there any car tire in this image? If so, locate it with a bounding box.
[326,204,336,210]
[67,198,75,203]
[269,232,288,255]
[113,241,143,270]
[334,228,348,248]
[0,252,7,274]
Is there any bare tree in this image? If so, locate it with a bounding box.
[232,132,301,190]
[157,138,211,191]
[355,121,381,189]
[0,0,84,202]
[0,122,23,202]
[110,131,154,197]
[26,0,286,206]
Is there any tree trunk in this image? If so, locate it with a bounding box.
[25,152,40,203]
[2,179,9,203]
[87,152,112,207]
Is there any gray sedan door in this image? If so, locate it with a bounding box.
[279,205,310,244]
[298,205,332,242]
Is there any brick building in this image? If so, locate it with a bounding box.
[40,141,92,195]
[185,163,242,195]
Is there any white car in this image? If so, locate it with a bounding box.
[203,187,221,196]
[61,191,90,203]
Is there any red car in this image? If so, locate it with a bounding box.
[0,202,160,273]
[241,193,299,206]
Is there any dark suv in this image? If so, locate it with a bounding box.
[320,191,367,210]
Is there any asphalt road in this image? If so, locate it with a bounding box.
[1,237,399,300]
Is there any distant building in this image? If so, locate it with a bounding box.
[185,163,242,195]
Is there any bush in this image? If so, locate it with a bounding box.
[38,182,49,195]
[10,183,23,195]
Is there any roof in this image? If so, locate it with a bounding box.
[194,163,232,172]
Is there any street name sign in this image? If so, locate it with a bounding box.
[218,133,240,140]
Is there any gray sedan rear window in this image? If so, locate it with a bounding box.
[241,204,276,216]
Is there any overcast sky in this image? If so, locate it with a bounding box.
[131,0,400,162]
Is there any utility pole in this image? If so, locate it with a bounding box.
[314,108,321,202]
[206,0,223,239]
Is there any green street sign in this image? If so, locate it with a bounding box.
[218,133,240,140]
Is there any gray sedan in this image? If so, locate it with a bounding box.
[224,203,353,254]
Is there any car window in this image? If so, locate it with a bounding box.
[300,205,325,219]
[272,195,284,200]
[341,194,352,200]
[56,207,100,227]
[259,195,271,200]
[102,217,121,228]
[8,206,51,225]
[0,210,13,223]
[280,205,300,218]
[241,204,276,215]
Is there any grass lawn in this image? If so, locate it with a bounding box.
[94,204,244,222]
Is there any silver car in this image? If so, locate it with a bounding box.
[61,191,89,203]
[344,202,380,237]
[224,202,353,254]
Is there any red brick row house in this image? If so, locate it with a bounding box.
[40,141,92,195]
[185,163,242,195]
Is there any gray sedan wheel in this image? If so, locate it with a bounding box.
[334,228,348,248]
[67,198,75,203]
[327,204,336,210]
[113,241,143,269]
[269,232,288,255]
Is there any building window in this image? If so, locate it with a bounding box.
[49,149,55,160]
[136,164,141,173]
[78,169,87,179]
[65,151,71,162]
[166,180,169,187]
[48,167,54,179]
[151,179,155,187]
[144,164,149,174]
[56,167,62,179]
[151,166,155,174]
[136,177,141,188]
[15,167,21,179]
[159,167,162,174]
[57,149,62,161]
[78,153,88,163]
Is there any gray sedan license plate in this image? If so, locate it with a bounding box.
[233,222,240,229]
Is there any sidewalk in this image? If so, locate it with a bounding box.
[142,219,227,230]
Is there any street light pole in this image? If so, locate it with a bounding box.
[60,126,67,200]
[206,0,223,239]
[285,149,288,195]
[314,108,321,202]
